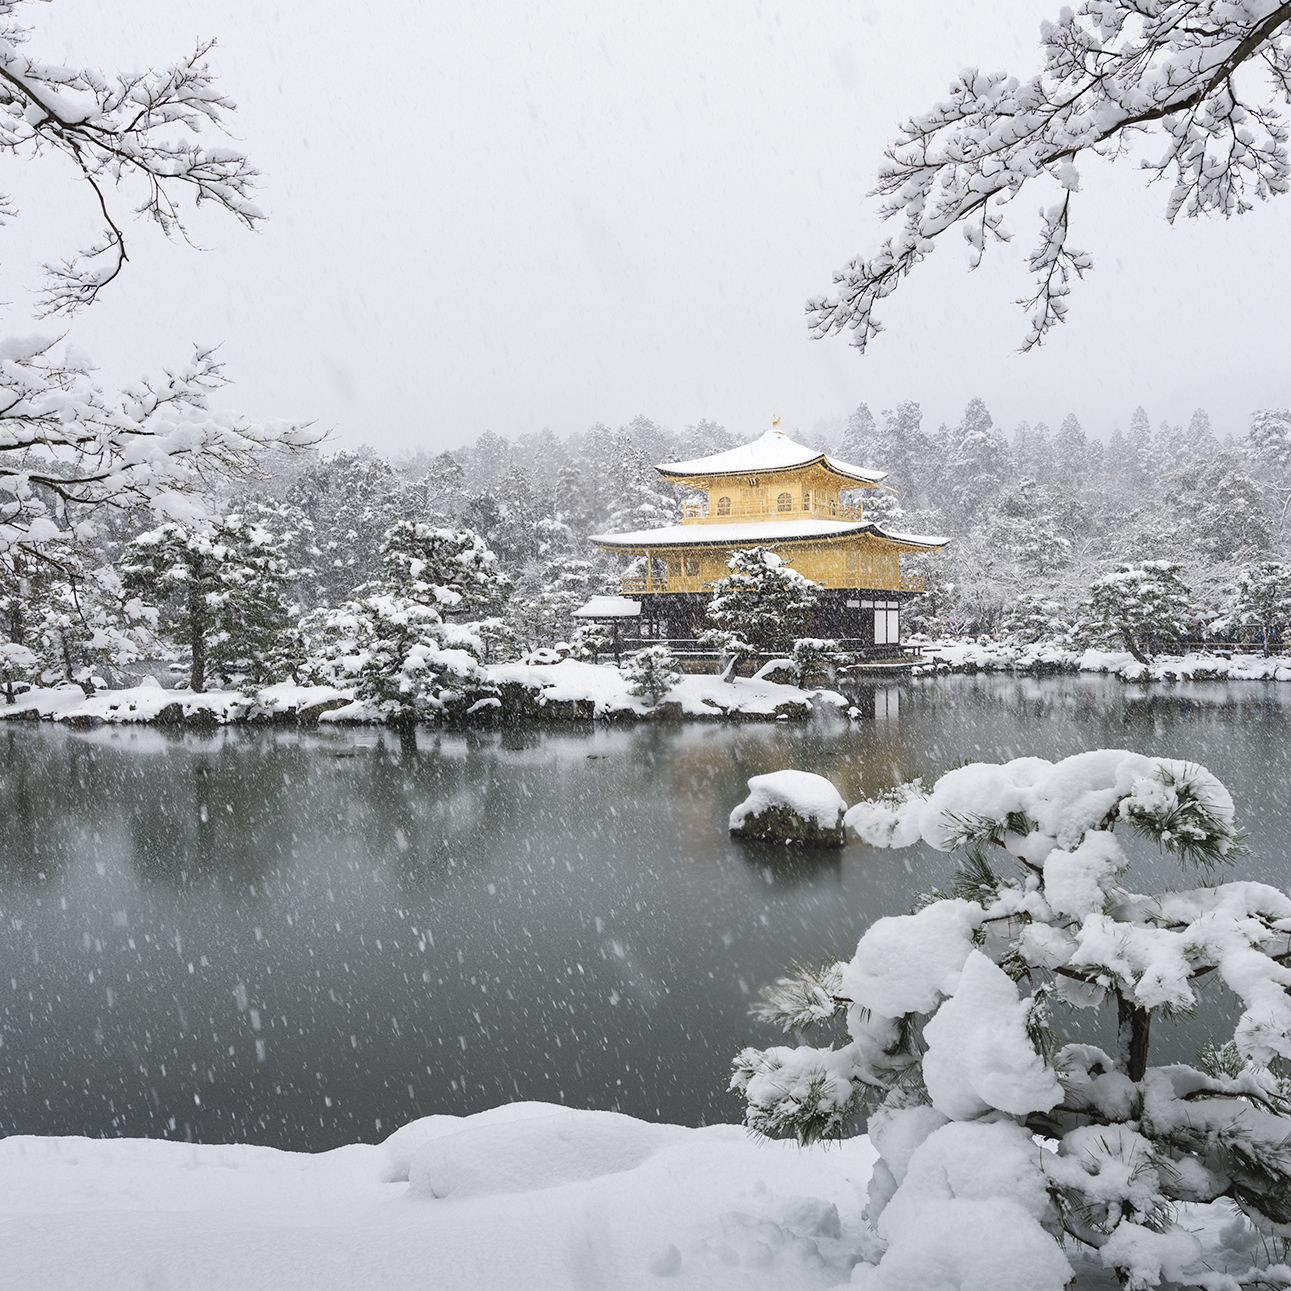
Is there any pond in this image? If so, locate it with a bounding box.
[1,674,1289,1152]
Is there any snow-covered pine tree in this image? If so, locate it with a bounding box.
[733,751,1291,1290]
[623,644,680,706]
[998,591,1070,645]
[286,453,404,604]
[299,521,503,724]
[23,561,147,692]
[879,401,931,506]
[378,521,509,614]
[467,616,520,665]
[946,398,1006,516]
[119,515,294,691]
[1246,408,1291,538]
[523,559,607,647]
[339,593,491,730]
[1081,560,1194,664]
[839,403,881,466]
[702,548,819,670]
[603,480,679,535]
[1223,560,1291,655]
[1166,447,1271,569]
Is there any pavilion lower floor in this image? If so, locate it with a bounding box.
[616,588,913,655]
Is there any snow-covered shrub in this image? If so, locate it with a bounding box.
[463,616,519,665]
[623,644,679,707]
[0,640,37,703]
[733,751,1291,1290]
[570,622,612,663]
[1079,561,1193,664]
[790,638,843,687]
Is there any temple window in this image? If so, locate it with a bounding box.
[716,495,731,516]
[682,555,700,576]
[802,491,812,512]
[776,491,793,513]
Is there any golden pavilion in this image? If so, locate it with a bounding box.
[586,420,948,650]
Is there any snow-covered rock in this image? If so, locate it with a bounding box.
[729,770,847,847]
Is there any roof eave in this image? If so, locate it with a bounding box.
[654,454,886,486]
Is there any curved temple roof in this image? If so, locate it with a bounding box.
[655,428,887,485]
[589,518,948,551]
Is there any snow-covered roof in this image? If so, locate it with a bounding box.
[572,595,641,619]
[589,519,948,550]
[656,428,887,485]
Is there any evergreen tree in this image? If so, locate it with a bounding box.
[945,398,1006,515]
[839,403,880,465]
[1053,412,1089,478]
[623,644,680,705]
[702,548,819,667]
[998,591,1070,644]
[878,401,929,503]
[120,515,293,691]
[286,452,403,604]
[736,751,1291,1291]
[1223,560,1291,654]
[340,593,491,730]
[603,480,678,534]
[378,521,508,613]
[1082,560,1194,663]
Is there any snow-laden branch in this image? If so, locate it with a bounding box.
[0,337,320,558]
[0,1,262,313]
[811,0,1291,352]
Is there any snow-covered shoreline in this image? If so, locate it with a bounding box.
[8,642,1291,733]
[0,1102,876,1291]
[0,660,847,729]
[917,639,1291,683]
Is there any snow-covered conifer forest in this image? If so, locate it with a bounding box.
[5,1,1291,1289]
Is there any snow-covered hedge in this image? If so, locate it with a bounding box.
[919,639,1291,683]
[0,661,847,728]
[735,751,1291,1290]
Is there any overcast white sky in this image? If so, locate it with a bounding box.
[13,1,1291,451]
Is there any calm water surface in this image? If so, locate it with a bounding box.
[1,675,1289,1151]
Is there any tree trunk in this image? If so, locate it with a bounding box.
[393,709,419,754]
[1120,628,1151,667]
[188,574,207,693]
[1117,994,1151,1081]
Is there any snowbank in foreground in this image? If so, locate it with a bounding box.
[920,639,1291,683]
[0,1103,876,1291]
